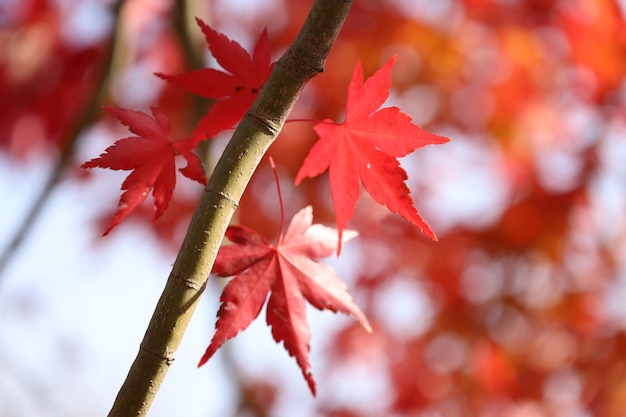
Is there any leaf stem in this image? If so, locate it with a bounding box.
[268,156,285,244]
[284,118,338,125]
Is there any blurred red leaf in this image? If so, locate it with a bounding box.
[0,6,105,158]
[472,341,518,397]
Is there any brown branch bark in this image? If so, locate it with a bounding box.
[107,1,354,415]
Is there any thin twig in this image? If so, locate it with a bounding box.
[0,0,126,280]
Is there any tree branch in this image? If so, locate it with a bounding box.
[106,1,354,415]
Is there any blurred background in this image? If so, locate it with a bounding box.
[2,0,626,416]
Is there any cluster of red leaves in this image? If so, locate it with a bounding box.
[81,18,274,231]
[80,16,447,394]
[10,0,624,414]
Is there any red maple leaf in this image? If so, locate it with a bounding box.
[156,18,274,139]
[200,206,371,395]
[81,106,207,235]
[295,56,450,252]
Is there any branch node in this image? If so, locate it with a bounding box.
[171,273,205,291]
[246,110,281,137]
[205,188,239,208]
[139,343,176,366]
